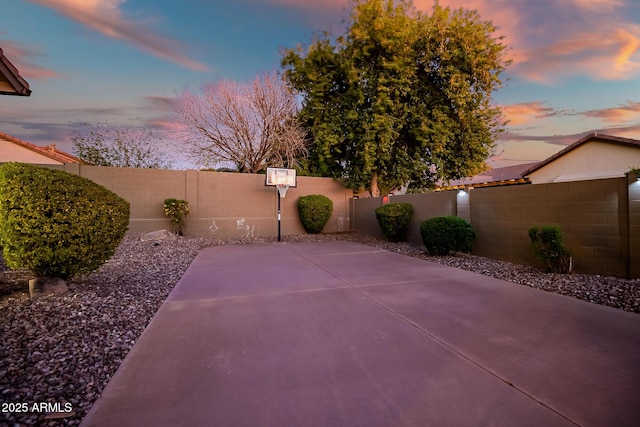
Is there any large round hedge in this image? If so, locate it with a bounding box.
[374,202,413,242]
[420,216,476,256]
[297,194,333,234]
[0,163,130,279]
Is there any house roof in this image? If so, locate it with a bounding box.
[0,47,31,96]
[0,132,82,164]
[436,162,537,191]
[522,133,640,177]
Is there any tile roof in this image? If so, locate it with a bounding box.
[436,162,537,190]
[0,132,82,164]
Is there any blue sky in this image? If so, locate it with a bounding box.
[1,0,640,169]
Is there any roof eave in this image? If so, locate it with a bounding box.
[0,48,32,97]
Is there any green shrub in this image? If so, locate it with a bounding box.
[0,163,130,279]
[298,195,333,234]
[163,198,190,235]
[420,216,476,255]
[374,202,414,242]
[528,225,572,273]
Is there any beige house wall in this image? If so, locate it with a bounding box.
[527,141,640,184]
[48,165,352,239]
[0,138,63,164]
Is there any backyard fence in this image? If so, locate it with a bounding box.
[46,164,353,240]
[354,175,640,279]
[30,164,640,278]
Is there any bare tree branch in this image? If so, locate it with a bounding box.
[174,71,308,173]
[71,123,174,169]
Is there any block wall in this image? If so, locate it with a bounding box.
[52,165,352,239]
[353,177,637,278]
[353,192,457,245]
[470,178,629,276]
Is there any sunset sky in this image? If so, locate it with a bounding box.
[1,0,639,169]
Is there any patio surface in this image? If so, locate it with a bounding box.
[81,241,640,426]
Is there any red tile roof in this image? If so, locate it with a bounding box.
[0,132,82,164]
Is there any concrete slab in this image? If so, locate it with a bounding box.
[81,241,640,427]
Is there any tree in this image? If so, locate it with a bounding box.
[173,72,308,173]
[71,123,174,169]
[282,0,510,195]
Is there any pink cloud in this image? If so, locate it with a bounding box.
[1,39,62,80]
[501,102,557,126]
[571,0,625,12]
[27,0,208,71]
[583,101,640,122]
[418,0,640,83]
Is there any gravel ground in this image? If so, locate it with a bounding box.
[1,232,639,426]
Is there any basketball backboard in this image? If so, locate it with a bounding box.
[265,167,297,187]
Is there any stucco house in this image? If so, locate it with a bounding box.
[0,132,82,165]
[522,133,640,184]
[0,47,31,96]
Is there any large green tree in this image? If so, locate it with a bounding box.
[282,0,510,195]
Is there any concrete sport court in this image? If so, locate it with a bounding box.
[81,241,640,426]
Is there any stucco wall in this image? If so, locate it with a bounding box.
[0,138,63,164]
[527,140,640,184]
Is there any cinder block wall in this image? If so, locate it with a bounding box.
[470,178,629,276]
[51,165,352,239]
[629,174,640,278]
[353,177,637,278]
[353,192,457,245]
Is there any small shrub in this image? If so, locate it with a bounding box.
[528,225,572,273]
[298,195,333,234]
[420,216,476,256]
[0,162,130,279]
[374,202,413,242]
[163,198,191,235]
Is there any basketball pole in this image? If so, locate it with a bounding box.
[277,189,282,242]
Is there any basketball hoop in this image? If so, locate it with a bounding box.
[265,167,297,242]
[277,184,290,198]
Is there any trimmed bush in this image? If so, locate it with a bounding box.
[528,225,572,273]
[298,194,333,234]
[0,163,130,279]
[374,202,413,242]
[163,198,190,235]
[420,216,476,255]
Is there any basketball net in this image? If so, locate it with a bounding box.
[277,184,289,198]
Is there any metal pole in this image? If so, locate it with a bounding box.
[277,190,281,242]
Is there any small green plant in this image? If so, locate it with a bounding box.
[298,195,333,234]
[163,199,191,235]
[420,216,476,255]
[374,202,413,242]
[0,162,129,279]
[528,225,572,273]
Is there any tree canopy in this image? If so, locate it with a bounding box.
[282,0,510,195]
